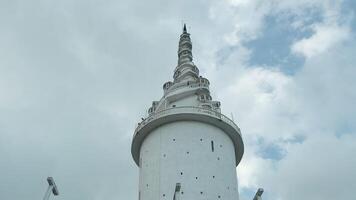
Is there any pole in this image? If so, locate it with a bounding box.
[42,177,59,200]
[43,185,53,200]
[253,188,264,200]
[173,183,181,200]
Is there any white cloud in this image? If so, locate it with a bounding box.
[261,133,356,200]
[204,1,356,199]
[210,0,273,45]
[217,36,356,200]
[218,67,299,141]
[292,23,351,58]
[214,0,350,49]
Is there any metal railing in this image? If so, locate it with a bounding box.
[135,106,240,135]
[253,188,264,200]
[165,82,209,95]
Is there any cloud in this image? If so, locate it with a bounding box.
[291,23,351,58]
[210,0,273,45]
[206,2,356,199]
[261,133,356,200]
[217,26,356,200]
[223,48,356,200]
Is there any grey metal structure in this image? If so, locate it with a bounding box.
[253,188,264,200]
[173,183,181,200]
[42,177,59,200]
[132,25,244,200]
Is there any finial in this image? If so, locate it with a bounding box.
[183,23,187,33]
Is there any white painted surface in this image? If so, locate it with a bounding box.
[132,26,244,200]
[139,121,239,200]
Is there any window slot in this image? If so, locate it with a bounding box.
[211,140,214,152]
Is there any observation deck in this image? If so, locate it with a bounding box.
[131,106,244,167]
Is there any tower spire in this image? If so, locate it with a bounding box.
[173,24,199,81]
[178,24,192,65]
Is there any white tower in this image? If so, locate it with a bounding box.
[132,25,244,200]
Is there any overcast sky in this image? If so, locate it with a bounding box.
[0,0,355,200]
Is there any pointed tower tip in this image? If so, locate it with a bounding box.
[183,24,187,33]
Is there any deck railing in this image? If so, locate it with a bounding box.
[164,82,209,95]
[135,106,240,135]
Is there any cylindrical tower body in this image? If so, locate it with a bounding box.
[132,25,244,200]
[140,121,238,200]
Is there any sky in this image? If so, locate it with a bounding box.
[0,0,355,200]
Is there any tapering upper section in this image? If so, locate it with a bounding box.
[147,25,220,114]
[132,25,244,167]
[174,24,199,82]
[178,24,193,65]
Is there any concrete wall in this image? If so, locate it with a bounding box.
[169,95,199,108]
[139,121,239,200]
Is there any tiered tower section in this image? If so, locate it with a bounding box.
[131,25,244,200]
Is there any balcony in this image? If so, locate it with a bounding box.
[132,106,244,166]
[165,82,209,96]
[135,106,240,134]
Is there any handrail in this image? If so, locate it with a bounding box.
[253,188,264,200]
[165,82,209,95]
[135,106,241,135]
